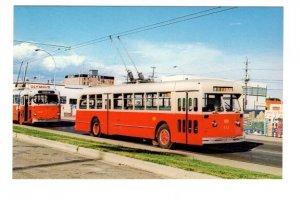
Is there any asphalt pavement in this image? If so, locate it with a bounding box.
[13,138,167,179]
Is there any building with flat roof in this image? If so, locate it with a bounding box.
[64,73,114,86]
[240,81,267,111]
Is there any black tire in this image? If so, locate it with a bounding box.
[91,118,101,137]
[156,123,173,149]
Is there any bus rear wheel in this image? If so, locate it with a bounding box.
[156,124,173,149]
[91,118,101,137]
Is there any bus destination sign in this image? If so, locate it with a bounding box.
[213,86,233,92]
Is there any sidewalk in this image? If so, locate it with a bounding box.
[13,132,218,179]
[245,134,282,143]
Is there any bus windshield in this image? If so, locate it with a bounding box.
[33,94,59,104]
[202,93,241,112]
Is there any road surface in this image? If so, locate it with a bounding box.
[13,138,166,179]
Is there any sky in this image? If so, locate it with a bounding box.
[13,6,283,99]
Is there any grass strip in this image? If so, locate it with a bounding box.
[13,125,281,179]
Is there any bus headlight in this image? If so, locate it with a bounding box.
[212,121,217,127]
[235,120,241,127]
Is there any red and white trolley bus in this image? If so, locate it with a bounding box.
[13,88,61,124]
[75,79,244,148]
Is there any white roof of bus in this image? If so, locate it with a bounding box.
[79,78,242,95]
[13,88,59,95]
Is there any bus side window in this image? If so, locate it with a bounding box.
[177,98,181,111]
[194,98,198,112]
[134,93,144,110]
[113,93,123,110]
[124,93,133,110]
[96,94,102,109]
[188,98,192,111]
[89,95,95,109]
[146,93,157,110]
[158,92,171,111]
[79,95,87,109]
[182,98,186,111]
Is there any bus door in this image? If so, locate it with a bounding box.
[70,99,77,117]
[19,95,29,124]
[103,93,112,135]
[13,93,21,122]
[176,91,202,145]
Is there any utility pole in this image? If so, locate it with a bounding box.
[244,57,250,110]
[151,66,156,82]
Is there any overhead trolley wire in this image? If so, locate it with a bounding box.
[14,40,71,49]
[116,7,238,38]
[250,68,283,71]
[14,6,238,66]
[70,6,238,50]
[236,78,283,81]
[70,7,223,49]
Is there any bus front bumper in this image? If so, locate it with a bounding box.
[32,119,60,123]
[202,135,245,144]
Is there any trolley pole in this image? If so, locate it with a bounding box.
[15,61,23,87]
[22,62,29,87]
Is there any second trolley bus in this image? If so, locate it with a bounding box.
[13,88,61,124]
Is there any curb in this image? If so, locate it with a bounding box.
[13,132,218,179]
[15,133,78,154]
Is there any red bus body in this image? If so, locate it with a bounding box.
[75,79,244,147]
[13,88,61,124]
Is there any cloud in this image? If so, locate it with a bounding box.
[44,54,86,71]
[14,43,86,69]
[124,40,243,79]
[13,42,39,61]
[133,41,223,67]
[13,43,104,83]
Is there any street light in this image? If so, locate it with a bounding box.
[35,48,56,88]
[173,65,186,80]
[173,65,185,74]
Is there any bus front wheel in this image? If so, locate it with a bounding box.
[91,118,101,137]
[156,124,173,149]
